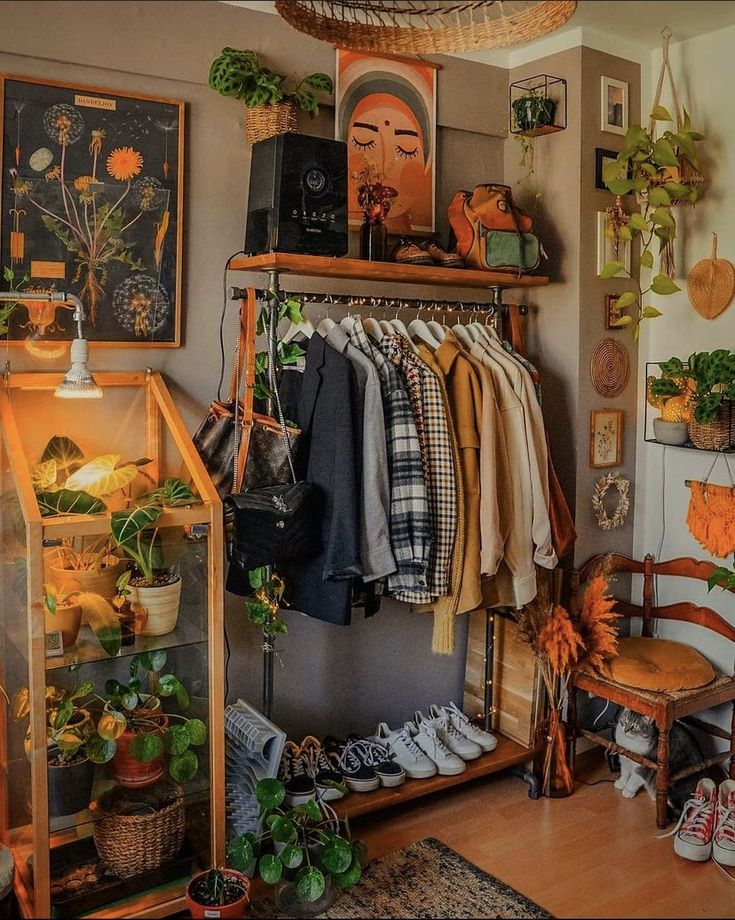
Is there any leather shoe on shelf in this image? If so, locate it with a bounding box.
[422,239,464,269]
[390,237,433,265]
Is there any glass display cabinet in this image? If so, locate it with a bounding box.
[0,370,224,919]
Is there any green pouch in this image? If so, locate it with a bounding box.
[484,230,540,271]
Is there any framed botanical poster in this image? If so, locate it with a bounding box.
[1,74,184,347]
[601,76,628,135]
[596,211,631,276]
[335,49,437,236]
[590,409,624,469]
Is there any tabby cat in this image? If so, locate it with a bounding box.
[614,708,706,813]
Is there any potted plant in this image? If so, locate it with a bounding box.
[186,868,251,920]
[646,370,692,446]
[32,435,153,518]
[652,351,735,450]
[208,48,333,146]
[111,478,197,637]
[511,88,556,134]
[601,107,704,334]
[226,778,363,918]
[44,536,126,606]
[88,650,207,787]
[43,581,122,656]
[112,570,147,646]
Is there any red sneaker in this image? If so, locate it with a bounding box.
[714,779,735,868]
[660,778,716,862]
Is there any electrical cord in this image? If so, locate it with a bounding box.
[217,250,246,402]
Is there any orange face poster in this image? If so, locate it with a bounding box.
[336,50,437,236]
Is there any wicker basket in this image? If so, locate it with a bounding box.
[688,403,733,451]
[246,102,298,146]
[90,781,184,879]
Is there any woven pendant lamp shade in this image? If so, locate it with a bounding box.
[274,1,577,54]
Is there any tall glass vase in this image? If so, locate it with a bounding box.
[534,707,574,798]
[360,220,387,261]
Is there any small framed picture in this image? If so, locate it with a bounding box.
[595,147,630,191]
[45,630,64,659]
[597,211,631,275]
[590,409,624,469]
[605,294,625,329]
[601,76,629,135]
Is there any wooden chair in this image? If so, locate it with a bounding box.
[567,553,735,828]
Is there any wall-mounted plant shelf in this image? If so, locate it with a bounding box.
[509,74,567,137]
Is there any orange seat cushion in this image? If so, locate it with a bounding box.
[603,636,716,692]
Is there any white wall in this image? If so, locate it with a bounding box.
[634,27,735,713]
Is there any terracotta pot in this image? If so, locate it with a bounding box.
[129,578,182,637]
[45,602,82,648]
[45,553,127,624]
[534,708,574,798]
[186,870,251,919]
[113,713,168,788]
[47,749,95,818]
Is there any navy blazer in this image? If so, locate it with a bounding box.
[286,335,362,625]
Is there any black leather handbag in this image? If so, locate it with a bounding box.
[224,482,321,595]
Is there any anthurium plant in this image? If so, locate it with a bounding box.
[227,778,364,902]
[601,105,704,336]
[87,650,208,783]
[652,351,735,423]
[208,48,333,117]
[32,435,152,518]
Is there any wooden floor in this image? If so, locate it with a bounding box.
[349,754,735,919]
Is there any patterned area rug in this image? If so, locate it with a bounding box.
[252,837,551,918]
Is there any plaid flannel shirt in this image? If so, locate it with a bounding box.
[380,334,457,602]
[346,319,431,593]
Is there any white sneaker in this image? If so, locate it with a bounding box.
[411,720,465,776]
[414,710,482,761]
[374,722,436,779]
[714,779,735,867]
[431,702,498,753]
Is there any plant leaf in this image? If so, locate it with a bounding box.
[651,208,675,230]
[156,674,180,697]
[301,72,333,92]
[259,853,283,885]
[640,249,654,269]
[650,274,680,296]
[41,436,84,470]
[53,698,74,731]
[85,732,117,764]
[255,777,286,811]
[599,261,626,279]
[111,502,163,545]
[280,844,304,870]
[169,749,198,783]
[652,138,679,167]
[321,837,353,874]
[130,731,164,763]
[227,833,257,871]
[650,104,673,121]
[32,459,58,491]
[270,816,297,844]
[295,867,326,903]
[77,592,121,657]
[648,187,671,207]
[186,718,208,746]
[98,709,127,741]
[641,305,663,318]
[628,212,648,233]
[64,455,140,498]
[334,856,362,889]
[607,178,636,196]
[149,478,197,507]
[164,724,191,756]
[140,649,167,672]
[615,293,636,313]
[36,489,106,518]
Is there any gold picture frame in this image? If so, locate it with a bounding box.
[590,409,624,469]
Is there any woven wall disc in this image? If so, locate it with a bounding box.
[590,339,630,398]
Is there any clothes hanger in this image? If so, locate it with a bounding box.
[408,301,442,349]
[427,301,446,342]
[389,301,419,353]
[362,300,385,341]
[281,299,315,343]
[378,300,395,338]
[452,304,476,347]
[316,301,336,337]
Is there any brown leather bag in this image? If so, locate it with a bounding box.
[449,183,540,273]
[507,304,577,560]
[193,288,301,496]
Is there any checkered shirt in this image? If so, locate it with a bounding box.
[380,334,457,602]
[346,320,431,593]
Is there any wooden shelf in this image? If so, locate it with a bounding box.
[333,735,533,820]
[229,252,550,291]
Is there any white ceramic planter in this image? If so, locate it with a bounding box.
[653,418,689,446]
[129,578,182,637]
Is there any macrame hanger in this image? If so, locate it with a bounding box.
[649,27,684,132]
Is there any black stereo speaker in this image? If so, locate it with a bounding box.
[244,133,348,257]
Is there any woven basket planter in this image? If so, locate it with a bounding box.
[688,403,732,451]
[246,102,298,146]
[90,782,184,879]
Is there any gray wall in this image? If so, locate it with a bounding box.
[1,0,511,739]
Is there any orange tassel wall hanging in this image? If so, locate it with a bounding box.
[687,480,735,558]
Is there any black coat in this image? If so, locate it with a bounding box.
[286,335,363,625]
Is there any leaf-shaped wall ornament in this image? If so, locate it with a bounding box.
[41,436,84,471]
[36,489,107,518]
[64,454,140,498]
[32,459,58,492]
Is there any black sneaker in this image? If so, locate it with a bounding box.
[347,735,406,788]
[279,741,315,805]
[324,736,379,793]
[301,735,346,802]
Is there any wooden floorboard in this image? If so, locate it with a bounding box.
[348,753,735,919]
